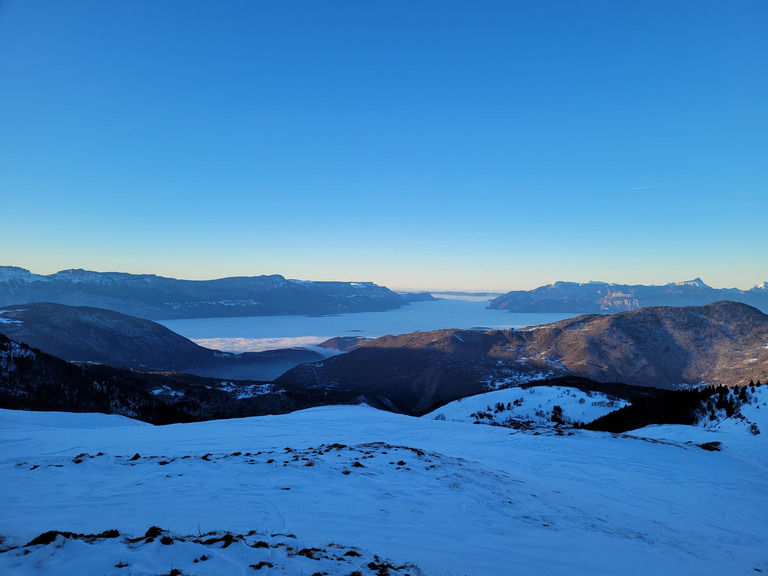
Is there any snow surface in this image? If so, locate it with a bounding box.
[0,267,49,283]
[0,340,35,374]
[0,309,24,325]
[424,386,628,427]
[216,381,274,399]
[673,278,709,288]
[159,299,579,352]
[1,400,767,575]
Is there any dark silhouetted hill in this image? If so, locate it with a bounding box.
[0,302,322,380]
[0,334,356,424]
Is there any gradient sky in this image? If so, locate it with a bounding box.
[1,1,766,291]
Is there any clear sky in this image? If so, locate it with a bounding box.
[1,1,766,292]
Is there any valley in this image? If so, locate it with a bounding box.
[1,277,767,575]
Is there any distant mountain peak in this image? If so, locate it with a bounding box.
[490,278,768,314]
[0,266,48,284]
[674,278,709,289]
[551,280,599,288]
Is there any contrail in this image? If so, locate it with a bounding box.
[631,184,671,191]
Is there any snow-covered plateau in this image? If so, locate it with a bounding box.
[1,387,766,576]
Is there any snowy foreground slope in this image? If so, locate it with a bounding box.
[1,390,767,576]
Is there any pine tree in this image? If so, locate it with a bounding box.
[551,405,563,423]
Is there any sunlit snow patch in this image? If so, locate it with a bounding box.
[426,385,628,428]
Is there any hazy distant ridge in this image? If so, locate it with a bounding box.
[0,266,408,319]
[489,278,768,313]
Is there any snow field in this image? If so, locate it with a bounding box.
[424,385,629,427]
[0,403,766,575]
[3,529,420,576]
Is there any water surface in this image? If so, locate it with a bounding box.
[159,299,581,352]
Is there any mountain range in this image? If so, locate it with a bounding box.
[2,298,767,422]
[489,278,768,313]
[0,266,417,319]
[278,301,768,413]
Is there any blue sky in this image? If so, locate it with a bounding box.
[1,1,766,291]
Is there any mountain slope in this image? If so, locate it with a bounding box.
[489,278,768,313]
[0,266,408,319]
[278,301,768,413]
[0,333,360,423]
[0,404,765,575]
[0,303,321,380]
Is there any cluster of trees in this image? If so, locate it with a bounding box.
[703,385,746,419]
[470,401,515,421]
[584,381,761,434]
[471,400,567,425]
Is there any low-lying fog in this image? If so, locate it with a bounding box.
[159,298,580,352]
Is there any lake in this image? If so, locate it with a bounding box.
[159,299,582,352]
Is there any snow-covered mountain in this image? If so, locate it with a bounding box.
[0,266,409,320]
[489,278,768,313]
[0,387,766,575]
